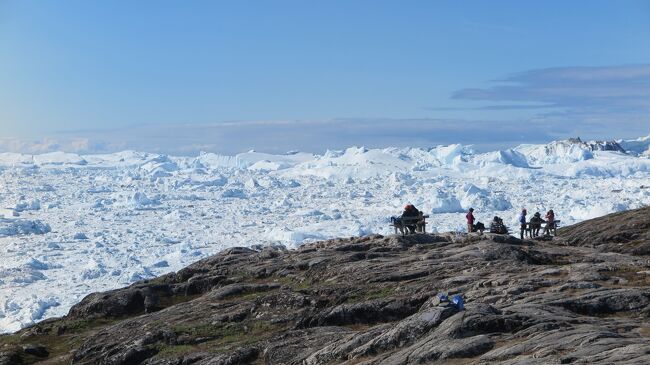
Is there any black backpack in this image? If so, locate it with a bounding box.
[474,222,485,231]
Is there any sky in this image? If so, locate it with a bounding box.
[1,0,649,155]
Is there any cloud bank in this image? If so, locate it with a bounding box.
[1,64,647,156]
[451,64,650,129]
[2,119,540,155]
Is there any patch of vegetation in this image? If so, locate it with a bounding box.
[161,319,284,358]
[0,317,125,365]
[607,266,650,286]
[155,344,198,358]
[270,275,311,290]
[158,292,203,308]
[345,285,395,303]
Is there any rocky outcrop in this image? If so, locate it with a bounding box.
[1,209,650,364]
[569,137,627,153]
[558,206,650,255]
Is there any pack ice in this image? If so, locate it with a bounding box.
[0,137,649,333]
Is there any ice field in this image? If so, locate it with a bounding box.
[1,136,649,333]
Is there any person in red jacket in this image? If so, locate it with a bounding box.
[466,208,475,233]
[544,209,556,235]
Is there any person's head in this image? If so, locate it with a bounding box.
[493,216,499,221]
[534,212,541,217]
[522,208,527,214]
[469,208,474,212]
[549,209,554,214]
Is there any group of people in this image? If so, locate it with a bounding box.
[517,208,556,239]
[467,207,557,238]
[392,204,426,234]
[395,204,558,239]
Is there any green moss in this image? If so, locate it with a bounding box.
[156,344,198,357]
[158,293,202,308]
[171,320,285,352]
[0,317,125,364]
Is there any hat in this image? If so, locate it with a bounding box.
[534,212,541,216]
[469,208,474,212]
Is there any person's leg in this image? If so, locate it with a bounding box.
[551,222,556,236]
[520,224,525,239]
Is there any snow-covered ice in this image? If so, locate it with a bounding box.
[0,136,649,333]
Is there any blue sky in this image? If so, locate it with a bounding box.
[1,0,649,155]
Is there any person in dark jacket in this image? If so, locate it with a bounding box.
[466,208,475,233]
[401,204,421,234]
[518,208,528,239]
[529,212,544,237]
[490,216,508,234]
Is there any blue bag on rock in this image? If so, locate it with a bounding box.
[451,295,464,310]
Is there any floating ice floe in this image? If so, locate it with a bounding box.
[13,199,41,212]
[128,192,161,208]
[0,296,59,333]
[429,189,464,214]
[458,183,512,211]
[32,152,88,166]
[569,202,629,221]
[266,227,327,247]
[0,218,51,237]
[73,232,89,240]
[515,140,594,165]
[0,152,35,166]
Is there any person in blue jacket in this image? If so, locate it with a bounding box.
[518,208,527,239]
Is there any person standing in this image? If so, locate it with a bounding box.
[518,209,528,239]
[466,208,475,233]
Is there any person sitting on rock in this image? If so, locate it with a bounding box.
[490,216,508,234]
[529,212,544,237]
[401,204,421,234]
